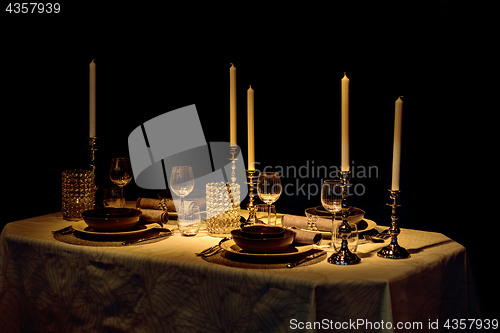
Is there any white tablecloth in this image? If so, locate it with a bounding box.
[0,211,480,333]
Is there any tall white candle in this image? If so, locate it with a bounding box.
[89,59,96,137]
[391,96,404,191]
[230,63,237,146]
[341,72,349,171]
[247,85,255,170]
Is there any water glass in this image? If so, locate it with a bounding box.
[103,187,125,207]
[178,206,201,236]
[304,209,319,231]
[331,221,358,252]
[62,169,95,220]
[256,204,276,225]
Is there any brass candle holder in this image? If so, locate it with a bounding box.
[88,136,98,193]
[245,169,259,224]
[88,136,97,173]
[328,170,361,265]
[377,190,410,259]
[229,145,238,184]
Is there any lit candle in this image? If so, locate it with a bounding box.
[89,59,96,137]
[341,72,349,171]
[391,96,404,191]
[230,63,237,146]
[247,85,255,170]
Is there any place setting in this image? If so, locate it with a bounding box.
[198,224,327,269]
[55,158,172,247]
[198,171,329,269]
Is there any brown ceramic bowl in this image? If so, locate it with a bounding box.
[240,225,285,239]
[231,229,295,253]
[82,208,142,231]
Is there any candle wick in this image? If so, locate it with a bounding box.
[92,59,96,63]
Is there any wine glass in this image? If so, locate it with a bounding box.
[321,180,343,247]
[109,158,133,203]
[257,172,282,225]
[169,166,195,215]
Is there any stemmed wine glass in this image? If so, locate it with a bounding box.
[257,172,282,225]
[169,166,195,215]
[109,158,133,205]
[321,180,343,246]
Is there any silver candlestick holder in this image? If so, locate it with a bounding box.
[245,169,259,224]
[377,190,410,259]
[328,170,361,265]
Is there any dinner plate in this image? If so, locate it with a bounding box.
[221,240,313,257]
[72,221,156,238]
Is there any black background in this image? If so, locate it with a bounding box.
[1,2,497,317]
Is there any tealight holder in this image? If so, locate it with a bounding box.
[327,170,361,265]
[377,190,410,259]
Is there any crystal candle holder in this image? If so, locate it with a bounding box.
[62,169,95,221]
[206,182,241,237]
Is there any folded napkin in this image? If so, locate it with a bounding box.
[290,228,322,245]
[137,208,169,224]
[136,197,196,214]
[282,214,333,232]
[136,198,162,210]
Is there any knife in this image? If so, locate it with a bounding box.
[286,250,326,268]
[122,230,172,246]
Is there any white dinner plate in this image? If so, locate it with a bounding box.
[72,221,156,238]
[221,240,313,258]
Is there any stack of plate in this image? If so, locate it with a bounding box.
[230,225,295,254]
[81,208,142,232]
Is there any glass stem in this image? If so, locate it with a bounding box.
[268,204,271,225]
[120,186,124,207]
[331,212,335,249]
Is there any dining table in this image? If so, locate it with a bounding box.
[0,203,481,333]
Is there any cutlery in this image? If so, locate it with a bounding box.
[363,234,385,243]
[286,250,326,268]
[52,225,74,235]
[196,237,232,257]
[122,229,172,246]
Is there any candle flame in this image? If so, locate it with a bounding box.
[248,85,253,90]
[230,63,235,68]
[91,59,96,64]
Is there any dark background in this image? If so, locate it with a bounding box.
[1,2,496,317]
